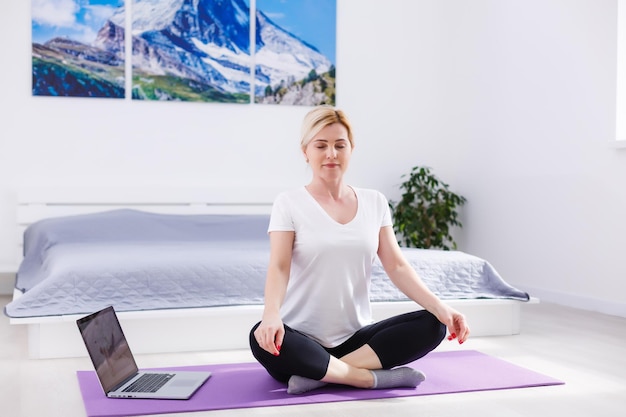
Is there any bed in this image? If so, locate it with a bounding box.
[6,187,534,359]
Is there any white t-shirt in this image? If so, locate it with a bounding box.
[268,186,393,347]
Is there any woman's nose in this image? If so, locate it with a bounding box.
[327,148,337,159]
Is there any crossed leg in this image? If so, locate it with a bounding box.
[288,344,425,394]
[250,310,444,394]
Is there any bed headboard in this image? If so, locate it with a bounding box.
[16,186,281,262]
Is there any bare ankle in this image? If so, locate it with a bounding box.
[361,369,376,389]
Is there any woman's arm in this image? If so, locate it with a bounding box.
[254,230,295,355]
[377,226,470,344]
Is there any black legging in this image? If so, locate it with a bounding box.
[249,310,446,383]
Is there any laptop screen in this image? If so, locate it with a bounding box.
[77,306,139,393]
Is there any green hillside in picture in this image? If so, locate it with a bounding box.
[131,73,250,103]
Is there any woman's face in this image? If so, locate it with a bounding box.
[304,122,352,182]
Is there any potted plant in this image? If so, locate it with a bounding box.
[389,166,466,250]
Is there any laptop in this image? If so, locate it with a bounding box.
[76,306,211,399]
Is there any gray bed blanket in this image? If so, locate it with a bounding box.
[5,210,529,318]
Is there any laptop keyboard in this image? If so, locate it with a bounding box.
[122,373,175,393]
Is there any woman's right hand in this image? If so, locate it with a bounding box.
[254,312,285,356]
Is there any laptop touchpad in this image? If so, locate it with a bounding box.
[171,379,199,387]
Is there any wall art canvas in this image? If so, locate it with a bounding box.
[254,0,336,106]
[31,0,336,105]
[130,0,251,103]
[32,0,126,98]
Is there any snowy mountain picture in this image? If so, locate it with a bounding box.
[127,0,252,102]
[31,0,336,105]
[31,0,126,98]
[253,0,336,105]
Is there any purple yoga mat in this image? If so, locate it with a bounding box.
[77,350,564,417]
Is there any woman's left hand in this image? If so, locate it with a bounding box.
[436,305,470,344]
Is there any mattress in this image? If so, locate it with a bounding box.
[4,210,529,318]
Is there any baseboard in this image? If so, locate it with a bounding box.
[516,284,626,318]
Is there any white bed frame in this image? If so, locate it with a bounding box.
[11,187,537,359]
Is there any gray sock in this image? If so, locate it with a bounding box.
[370,367,426,389]
[287,375,328,395]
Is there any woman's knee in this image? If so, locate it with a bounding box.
[249,321,262,351]
[423,311,447,345]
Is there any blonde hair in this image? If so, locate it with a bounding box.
[300,105,354,151]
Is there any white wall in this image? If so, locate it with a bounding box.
[1,0,624,317]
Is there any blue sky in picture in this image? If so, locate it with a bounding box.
[255,0,336,64]
[31,0,336,65]
[31,0,123,45]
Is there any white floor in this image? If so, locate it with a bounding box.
[1,296,625,417]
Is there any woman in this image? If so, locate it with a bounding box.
[249,106,470,395]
